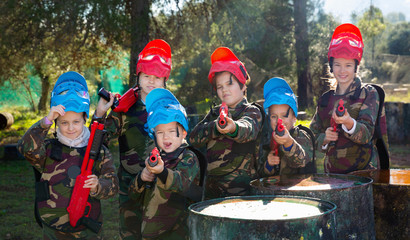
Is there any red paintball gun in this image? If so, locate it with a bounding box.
[146,147,160,189]
[269,119,285,172]
[218,102,228,129]
[329,99,345,146]
[148,147,160,167]
[98,87,139,113]
[275,118,285,137]
[67,121,105,229]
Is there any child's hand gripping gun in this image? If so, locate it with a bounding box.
[329,99,345,146]
[98,87,139,113]
[67,121,105,231]
[145,147,160,189]
[218,102,228,129]
[269,119,285,172]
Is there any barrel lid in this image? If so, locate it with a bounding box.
[350,169,410,186]
[189,195,336,220]
[250,173,373,191]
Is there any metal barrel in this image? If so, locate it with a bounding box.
[189,195,337,240]
[350,169,410,240]
[0,112,14,130]
[250,174,375,240]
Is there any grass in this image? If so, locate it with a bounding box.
[0,145,121,240]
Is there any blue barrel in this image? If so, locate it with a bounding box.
[189,195,337,240]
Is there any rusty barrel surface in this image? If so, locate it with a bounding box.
[350,169,409,240]
[0,112,14,130]
[250,174,375,240]
[189,195,337,240]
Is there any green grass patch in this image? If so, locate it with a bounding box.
[0,159,121,239]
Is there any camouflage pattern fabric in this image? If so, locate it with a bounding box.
[43,224,101,240]
[310,77,380,173]
[128,145,200,239]
[17,118,118,236]
[189,98,263,199]
[92,99,155,240]
[258,125,314,177]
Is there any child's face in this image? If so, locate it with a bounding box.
[332,58,356,86]
[139,72,165,100]
[269,104,296,131]
[155,122,187,153]
[57,111,85,140]
[215,71,245,108]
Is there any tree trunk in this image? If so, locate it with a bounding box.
[129,0,150,87]
[37,73,50,113]
[293,0,311,110]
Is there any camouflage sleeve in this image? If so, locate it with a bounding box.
[344,87,379,144]
[91,146,119,199]
[91,110,122,146]
[310,107,326,152]
[281,129,313,168]
[230,106,263,143]
[155,151,200,193]
[17,117,51,171]
[189,110,219,148]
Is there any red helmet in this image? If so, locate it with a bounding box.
[328,23,364,64]
[136,39,172,80]
[208,47,249,85]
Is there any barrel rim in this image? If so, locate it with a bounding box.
[189,195,337,221]
[250,173,373,191]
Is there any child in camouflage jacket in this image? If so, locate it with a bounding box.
[310,23,381,173]
[92,39,173,238]
[189,47,263,199]
[18,71,118,239]
[129,88,201,240]
[259,77,315,177]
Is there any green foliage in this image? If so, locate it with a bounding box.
[358,6,386,39]
[387,22,410,55]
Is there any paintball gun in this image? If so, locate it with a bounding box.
[275,118,285,137]
[98,87,139,113]
[269,119,285,172]
[329,99,345,146]
[67,121,105,231]
[148,147,160,167]
[146,147,160,189]
[218,102,228,129]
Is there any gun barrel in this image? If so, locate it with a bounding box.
[97,88,119,110]
[275,119,285,137]
[148,148,159,167]
[218,102,228,128]
[336,99,345,117]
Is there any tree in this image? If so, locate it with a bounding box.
[0,0,125,112]
[357,6,386,63]
[387,22,410,55]
[293,0,311,110]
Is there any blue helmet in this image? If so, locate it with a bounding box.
[50,71,90,117]
[263,77,298,117]
[146,88,189,138]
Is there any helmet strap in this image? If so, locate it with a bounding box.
[285,106,291,118]
[176,127,180,137]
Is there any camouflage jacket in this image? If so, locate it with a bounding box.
[128,144,200,239]
[17,118,118,232]
[189,98,263,198]
[92,98,154,175]
[258,125,314,177]
[310,77,380,173]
